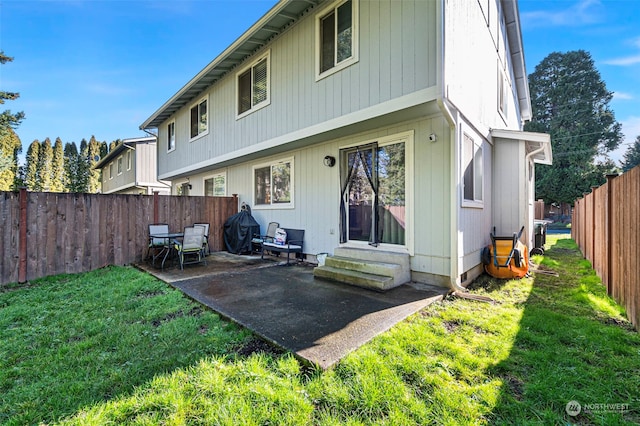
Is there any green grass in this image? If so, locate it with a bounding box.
[0,266,252,426]
[1,236,639,425]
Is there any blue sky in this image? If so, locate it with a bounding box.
[1,0,639,164]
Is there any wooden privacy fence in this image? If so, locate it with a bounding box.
[573,168,640,330]
[0,189,238,285]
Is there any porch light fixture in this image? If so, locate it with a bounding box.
[429,133,437,142]
[323,155,336,167]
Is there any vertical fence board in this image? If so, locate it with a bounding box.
[0,192,19,283]
[573,167,640,330]
[630,168,639,326]
[0,192,238,285]
[593,186,606,279]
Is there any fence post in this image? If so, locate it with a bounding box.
[18,187,27,283]
[591,186,598,265]
[606,174,617,295]
[153,191,159,223]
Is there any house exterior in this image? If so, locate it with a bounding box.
[95,136,170,195]
[140,0,551,289]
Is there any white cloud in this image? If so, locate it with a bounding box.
[603,54,640,66]
[613,92,634,100]
[521,0,603,28]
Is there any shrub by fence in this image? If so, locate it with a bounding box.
[0,190,238,285]
[573,168,640,329]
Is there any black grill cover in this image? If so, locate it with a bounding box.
[223,210,260,254]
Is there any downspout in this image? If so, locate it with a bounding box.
[523,143,546,247]
[435,0,467,294]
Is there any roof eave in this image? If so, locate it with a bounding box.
[491,128,553,165]
[502,0,531,123]
[140,0,317,130]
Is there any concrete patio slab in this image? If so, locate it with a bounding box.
[137,253,447,369]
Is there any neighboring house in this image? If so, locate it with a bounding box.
[94,136,170,195]
[140,0,551,290]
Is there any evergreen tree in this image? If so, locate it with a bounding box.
[39,138,53,191]
[0,128,21,190]
[25,140,41,191]
[621,136,640,173]
[525,50,622,206]
[0,51,25,137]
[64,142,82,192]
[0,51,24,187]
[0,150,10,176]
[50,137,66,192]
[74,139,90,192]
[14,164,25,189]
[99,141,108,159]
[87,136,102,193]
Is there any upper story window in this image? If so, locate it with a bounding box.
[463,133,483,206]
[167,121,176,152]
[237,52,270,118]
[190,97,208,140]
[316,0,359,80]
[126,150,132,170]
[253,157,294,209]
[109,163,113,180]
[498,66,509,120]
[117,156,123,175]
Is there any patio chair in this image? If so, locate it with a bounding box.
[261,228,305,265]
[147,223,169,264]
[252,221,279,253]
[174,226,207,270]
[194,222,210,256]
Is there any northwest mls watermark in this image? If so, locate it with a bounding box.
[566,400,630,416]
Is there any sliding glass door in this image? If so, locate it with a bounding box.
[340,140,405,246]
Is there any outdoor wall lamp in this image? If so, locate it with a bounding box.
[323,155,336,167]
[429,133,437,142]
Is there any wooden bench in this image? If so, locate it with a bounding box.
[261,228,304,265]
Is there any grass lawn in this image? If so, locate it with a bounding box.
[1,235,639,425]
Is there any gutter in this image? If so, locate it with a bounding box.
[142,128,158,138]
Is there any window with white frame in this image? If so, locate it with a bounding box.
[316,0,358,79]
[498,67,508,119]
[463,134,483,203]
[237,52,270,117]
[109,163,113,179]
[190,97,208,139]
[253,158,293,208]
[167,121,175,152]
[204,173,226,196]
[117,156,123,175]
[126,150,132,170]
